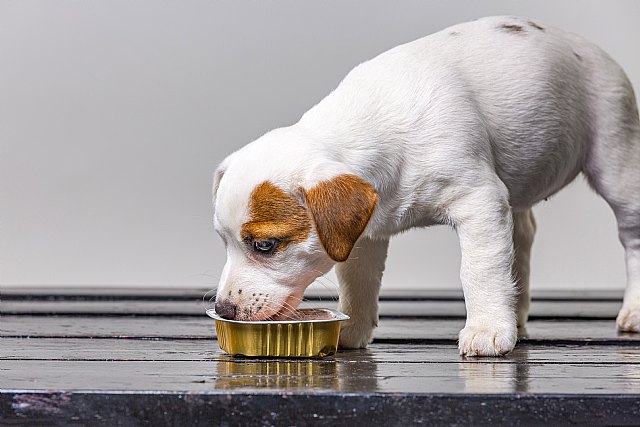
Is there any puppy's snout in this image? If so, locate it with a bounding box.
[215,300,237,319]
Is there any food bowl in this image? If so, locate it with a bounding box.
[207,308,349,358]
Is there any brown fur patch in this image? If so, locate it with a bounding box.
[241,181,311,250]
[499,24,524,33]
[304,174,378,262]
[528,20,544,31]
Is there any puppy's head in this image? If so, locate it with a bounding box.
[212,137,377,320]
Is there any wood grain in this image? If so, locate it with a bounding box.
[2,288,639,426]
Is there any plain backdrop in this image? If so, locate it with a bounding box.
[1,1,639,293]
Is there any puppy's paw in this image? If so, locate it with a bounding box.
[458,323,517,357]
[338,319,376,349]
[617,305,640,332]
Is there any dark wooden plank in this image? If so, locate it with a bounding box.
[0,286,625,301]
[2,392,639,427]
[2,315,638,344]
[0,314,214,339]
[3,338,640,365]
[0,300,221,316]
[0,286,215,301]
[3,358,640,394]
[0,299,623,319]
[0,288,638,426]
[2,336,640,424]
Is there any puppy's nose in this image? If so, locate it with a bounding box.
[215,300,237,319]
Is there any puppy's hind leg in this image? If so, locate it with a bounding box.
[596,152,640,332]
[616,209,640,333]
[583,82,640,332]
[513,209,536,327]
[336,237,389,349]
[592,157,640,332]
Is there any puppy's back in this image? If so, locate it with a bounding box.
[300,16,633,207]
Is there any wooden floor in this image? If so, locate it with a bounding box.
[2,287,640,426]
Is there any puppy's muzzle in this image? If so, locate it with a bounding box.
[215,300,237,320]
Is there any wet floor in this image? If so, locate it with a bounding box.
[2,287,639,425]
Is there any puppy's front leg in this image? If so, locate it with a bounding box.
[450,186,518,356]
[336,237,389,349]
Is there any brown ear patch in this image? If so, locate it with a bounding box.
[305,174,378,262]
[241,181,311,250]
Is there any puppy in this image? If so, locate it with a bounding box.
[212,16,640,356]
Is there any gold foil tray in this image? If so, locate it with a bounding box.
[206,308,349,358]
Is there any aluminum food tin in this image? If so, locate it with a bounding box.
[207,308,349,358]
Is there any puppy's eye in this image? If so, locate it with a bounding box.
[253,239,278,254]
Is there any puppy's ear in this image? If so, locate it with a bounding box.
[304,174,378,262]
[212,155,232,204]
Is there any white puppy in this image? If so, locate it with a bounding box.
[212,16,640,356]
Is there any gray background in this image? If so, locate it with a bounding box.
[1,1,639,292]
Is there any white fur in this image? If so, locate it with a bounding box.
[213,16,640,356]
